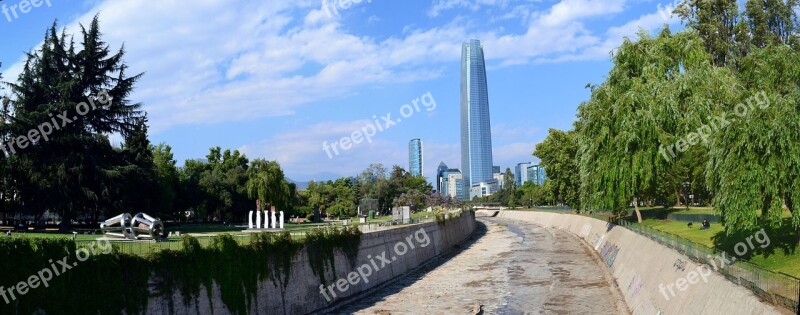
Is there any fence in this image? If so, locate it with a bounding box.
[612,218,800,313]
[74,217,438,257]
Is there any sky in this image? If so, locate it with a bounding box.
[0,0,683,183]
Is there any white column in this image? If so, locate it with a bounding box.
[264,210,269,229]
[271,210,277,229]
[279,211,284,229]
[248,211,254,229]
[256,210,262,229]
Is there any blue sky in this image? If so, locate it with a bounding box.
[0,0,682,182]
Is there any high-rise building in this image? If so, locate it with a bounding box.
[460,39,494,200]
[516,162,533,186]
[527,165,547,186]
[409,139,424,177]
[436,162,449,193]
[443,171,463,199]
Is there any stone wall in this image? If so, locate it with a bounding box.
[483,210,783,315]
[143,213,476,314]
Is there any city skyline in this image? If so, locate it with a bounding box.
[0,1,684,183]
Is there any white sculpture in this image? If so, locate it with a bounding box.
[263,210,269,229]
[256,210,262,229]
[248,211,254,229]
[271,209,277,229]
[279,211,284,229]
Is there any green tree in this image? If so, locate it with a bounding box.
[676,0,740,66]
[707,45,800,236]
[152,143,178,216]
[577,29,739,222]
[6,17,144,230]
[534,129,581,209]
[246,159,292,212]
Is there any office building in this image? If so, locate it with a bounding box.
[409,139,424,177]
[460,39,494,200]
[443,171,463,199]
[527,165,547,186]
[436,162,449,193]
[516,162,533,186]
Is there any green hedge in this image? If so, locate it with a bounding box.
[0,228,361,315]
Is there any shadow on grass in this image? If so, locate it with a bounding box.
[710,219,798,261]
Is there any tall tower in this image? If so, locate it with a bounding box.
[460,39,494,200]
[409,139,424,177]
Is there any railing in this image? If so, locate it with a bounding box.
[611,218,800,313]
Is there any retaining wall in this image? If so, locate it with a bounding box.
[143,213,476,314]
[484,210,783,315]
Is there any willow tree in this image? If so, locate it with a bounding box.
[577,28,739,222]
[246,159,292,211]
[707,45,800,236]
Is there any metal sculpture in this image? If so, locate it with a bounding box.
[100,212,165,240]
[130,213,165,240]
[100,213,133,239]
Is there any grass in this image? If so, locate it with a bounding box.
[640,218,800,277]
[640,219,723,247]
[3,216,438,257]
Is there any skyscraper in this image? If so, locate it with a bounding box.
[409,139,424,177]
[460,39,494,199]
[436,162,449,193]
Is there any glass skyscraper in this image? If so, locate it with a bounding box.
[409,139,424,177]
[460,39,494,199]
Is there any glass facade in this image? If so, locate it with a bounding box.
[516,162,533,186]
[460,39,494,200]
[436,162,449,193]
[526,165,547,186]
[409,139,423,177]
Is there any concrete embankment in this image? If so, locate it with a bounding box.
[143,213,476,314]
[479,210,784,315]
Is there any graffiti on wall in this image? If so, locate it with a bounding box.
[626,273,644,301]
[599,241,620,267]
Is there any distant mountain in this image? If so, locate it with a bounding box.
[287,178,310,190]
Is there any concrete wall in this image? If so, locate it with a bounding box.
[484,210,784,315]
[143,213,476,315]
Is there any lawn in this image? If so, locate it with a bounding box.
[640,219,723,247]
[640,218,800,277]
[2,216,439,257]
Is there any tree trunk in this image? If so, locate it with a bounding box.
[633,197,643,223]
[796,226,800,245]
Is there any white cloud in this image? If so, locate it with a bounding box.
[541,0,626,27]
[428,0,517,17]
[1,0,685,173]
